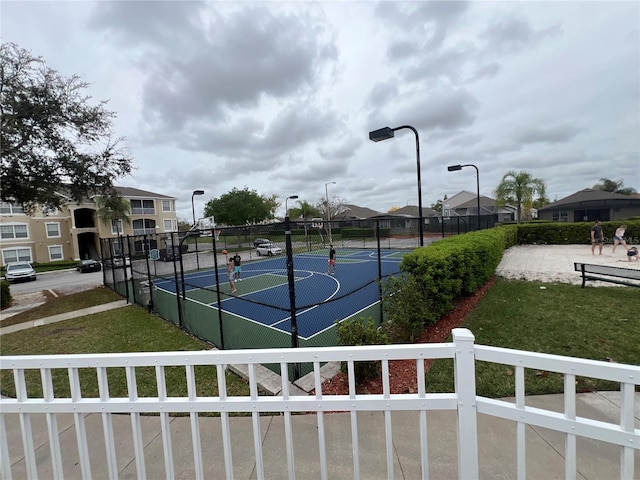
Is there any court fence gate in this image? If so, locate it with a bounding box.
[1,329,638,479]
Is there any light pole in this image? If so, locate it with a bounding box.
[285,195,298,217]
[191,189,205,269]
[369,125,424,246]
[284,195,300,379]
[324,181,336,244]
[447,164,480,231]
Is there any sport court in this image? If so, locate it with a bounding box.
[154,247,405,340]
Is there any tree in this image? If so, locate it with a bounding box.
[315,195,346,220]
[289,200,321,222]
[593,178,637,196]
[95,190,131,261]
[494,170,547,223]
[430,195,447,214]
[203,187,274,226]
[1,43,132,212]
[95,190,131,237]
[388,206,400,213]
[289,200,322,241]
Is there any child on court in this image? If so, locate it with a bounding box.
[233,253,242,281]
[227,257,237,293]
[327,244,336,275]
[626,246,639,262]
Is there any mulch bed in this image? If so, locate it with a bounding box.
[317,276,496,395]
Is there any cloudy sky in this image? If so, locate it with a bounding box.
[3,1,639,220]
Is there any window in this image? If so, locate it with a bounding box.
[164,219,173,231]
[1,224,28,239]
[48,245,63,261]
[46,222,61,238]
[111,219,124,235]
[552,210,568,222]
[0,202,25,215]
[162,200,172,212]
[130,199,155,214]
[2,248,32,264]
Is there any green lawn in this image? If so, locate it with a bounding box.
[0,303,251,402]
[425,278,640,397]
[1,287,122,327]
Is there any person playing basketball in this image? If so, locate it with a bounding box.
[327,244,336,275]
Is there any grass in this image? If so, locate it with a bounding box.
[1,287,122,328]
[425,278,640,397]
[0,302,251,403]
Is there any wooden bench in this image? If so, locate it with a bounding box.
[574,262,640,288]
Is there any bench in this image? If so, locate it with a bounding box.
[574,262,640,288]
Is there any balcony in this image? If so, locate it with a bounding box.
[131,207,156,215]
[132,228,157,235]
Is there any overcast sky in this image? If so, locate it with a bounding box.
[4,1,639,220]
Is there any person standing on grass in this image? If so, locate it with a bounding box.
[227,257,237,293]
[327,244,336,275]
[233,253,242,281]
[591,220,603,255]
[612,225,627,253]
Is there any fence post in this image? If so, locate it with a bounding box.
[452,328,479,479]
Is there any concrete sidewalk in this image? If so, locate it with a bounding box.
[3,391,638,479]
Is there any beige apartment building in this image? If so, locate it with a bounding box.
[0,187,178,267]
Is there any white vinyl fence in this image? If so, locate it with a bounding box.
[1,328,638,479]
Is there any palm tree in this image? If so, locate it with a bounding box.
[494,171,547,223]
[288,200,322,241]
[593,178,637,195]
[95,190,131,257]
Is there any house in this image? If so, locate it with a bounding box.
[451,195,516,223]
[537,189,640,222]
[0,187,178,267]
[333,203,383,220]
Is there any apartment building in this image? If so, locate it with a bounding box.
[0,187,178,267]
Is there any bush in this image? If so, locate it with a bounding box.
[382,275,430,343]
[1,281,11,309]
[337,317,388,383]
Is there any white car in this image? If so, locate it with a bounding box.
[256,243,282,256]
[4,262,37,283]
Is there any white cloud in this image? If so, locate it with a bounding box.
[2,0,638,219]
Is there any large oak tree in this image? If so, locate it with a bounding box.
[203,187,276,226]
[1,43,132,211]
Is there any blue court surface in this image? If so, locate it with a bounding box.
[154,248,405,339]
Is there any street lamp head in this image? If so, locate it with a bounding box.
[447,165,462,172]
[288,195,299,200]
[192,189,205,196]
[368,127,395,142]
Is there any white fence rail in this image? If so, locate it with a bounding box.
[1,328,638,479]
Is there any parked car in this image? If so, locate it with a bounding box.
[4,262,37,283]
[253,238,271,247]
[104,255,131,268]
[76,259,102,273]
[256,243,282,256]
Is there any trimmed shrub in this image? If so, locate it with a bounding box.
[1,281,11,309]
[337,317,388,383]
[382,275,430,342]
